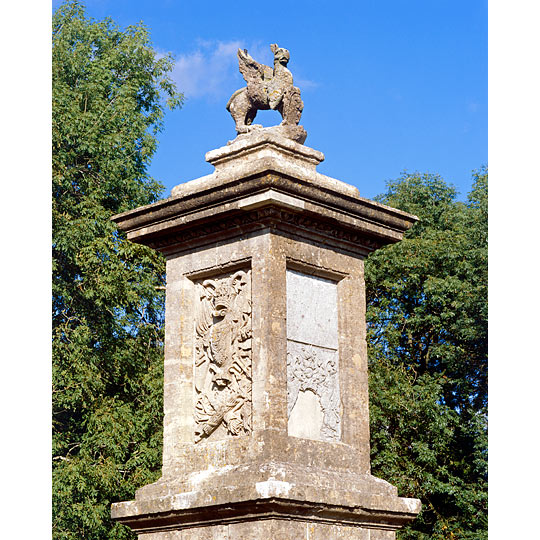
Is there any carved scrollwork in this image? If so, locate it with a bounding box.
[287,343,341,441]
[194,269,252,442]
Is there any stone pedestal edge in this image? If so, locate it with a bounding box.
[112,495,421,534]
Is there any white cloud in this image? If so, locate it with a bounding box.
[170,40,245,100]
[294,78,319,90]
[168,40,317,100]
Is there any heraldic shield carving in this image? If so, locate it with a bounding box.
[193,269,252,442]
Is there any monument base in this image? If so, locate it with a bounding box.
[112,458,420,539]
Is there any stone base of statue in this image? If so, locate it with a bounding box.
[111,130,421,539]
[232,123,307,144]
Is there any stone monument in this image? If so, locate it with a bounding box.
[111,44,421,539]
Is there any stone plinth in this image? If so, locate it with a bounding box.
[111,132,421,539]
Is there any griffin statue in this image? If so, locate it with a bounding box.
[226,44,307,144]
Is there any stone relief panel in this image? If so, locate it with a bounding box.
[193,269,252,443]
[286,269,341,442]
[287,342,340,441]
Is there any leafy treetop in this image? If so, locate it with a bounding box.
[52,2,182,539]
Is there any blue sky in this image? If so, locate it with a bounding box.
[52,0,487,201]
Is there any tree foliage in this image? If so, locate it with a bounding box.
[366,170,488,539]
[52,2,182,538]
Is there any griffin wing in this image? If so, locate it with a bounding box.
[237,48,272,85]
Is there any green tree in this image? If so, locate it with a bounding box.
[52,2,182,538]
[366,170,488,539]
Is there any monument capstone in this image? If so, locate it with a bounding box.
[111,44,421,540]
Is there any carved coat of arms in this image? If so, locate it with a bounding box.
[193,270,252,442]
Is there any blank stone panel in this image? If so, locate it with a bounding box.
[286,269,338,349]
[286,269,341,441]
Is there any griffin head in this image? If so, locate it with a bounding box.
[270,43,290,66]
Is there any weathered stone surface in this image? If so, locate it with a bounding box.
[286,269,338,348]
[171,130,352,200]
[137,522,397,540]
[110,128,421,539]
[114,133,417,263]
[309,523,370,540]
[369,530,396,540]
[286,269,340,442]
